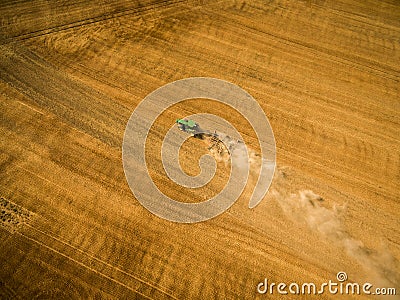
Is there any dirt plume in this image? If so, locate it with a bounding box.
[272,169,399,290]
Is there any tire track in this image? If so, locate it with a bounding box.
[19,225,178,299]
[0,0,206,44]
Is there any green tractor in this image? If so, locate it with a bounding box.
[176,118,203,137]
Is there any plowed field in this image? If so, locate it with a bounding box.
[0,0,399,298]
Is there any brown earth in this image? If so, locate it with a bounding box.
[0,0,399,299]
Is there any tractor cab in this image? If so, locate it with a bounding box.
[176,119,199,134]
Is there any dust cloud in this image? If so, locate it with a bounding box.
[202,133,399,289]
[272,170,399,290]
[202,132,263,172]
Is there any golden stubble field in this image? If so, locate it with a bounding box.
[0,0,399,299]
